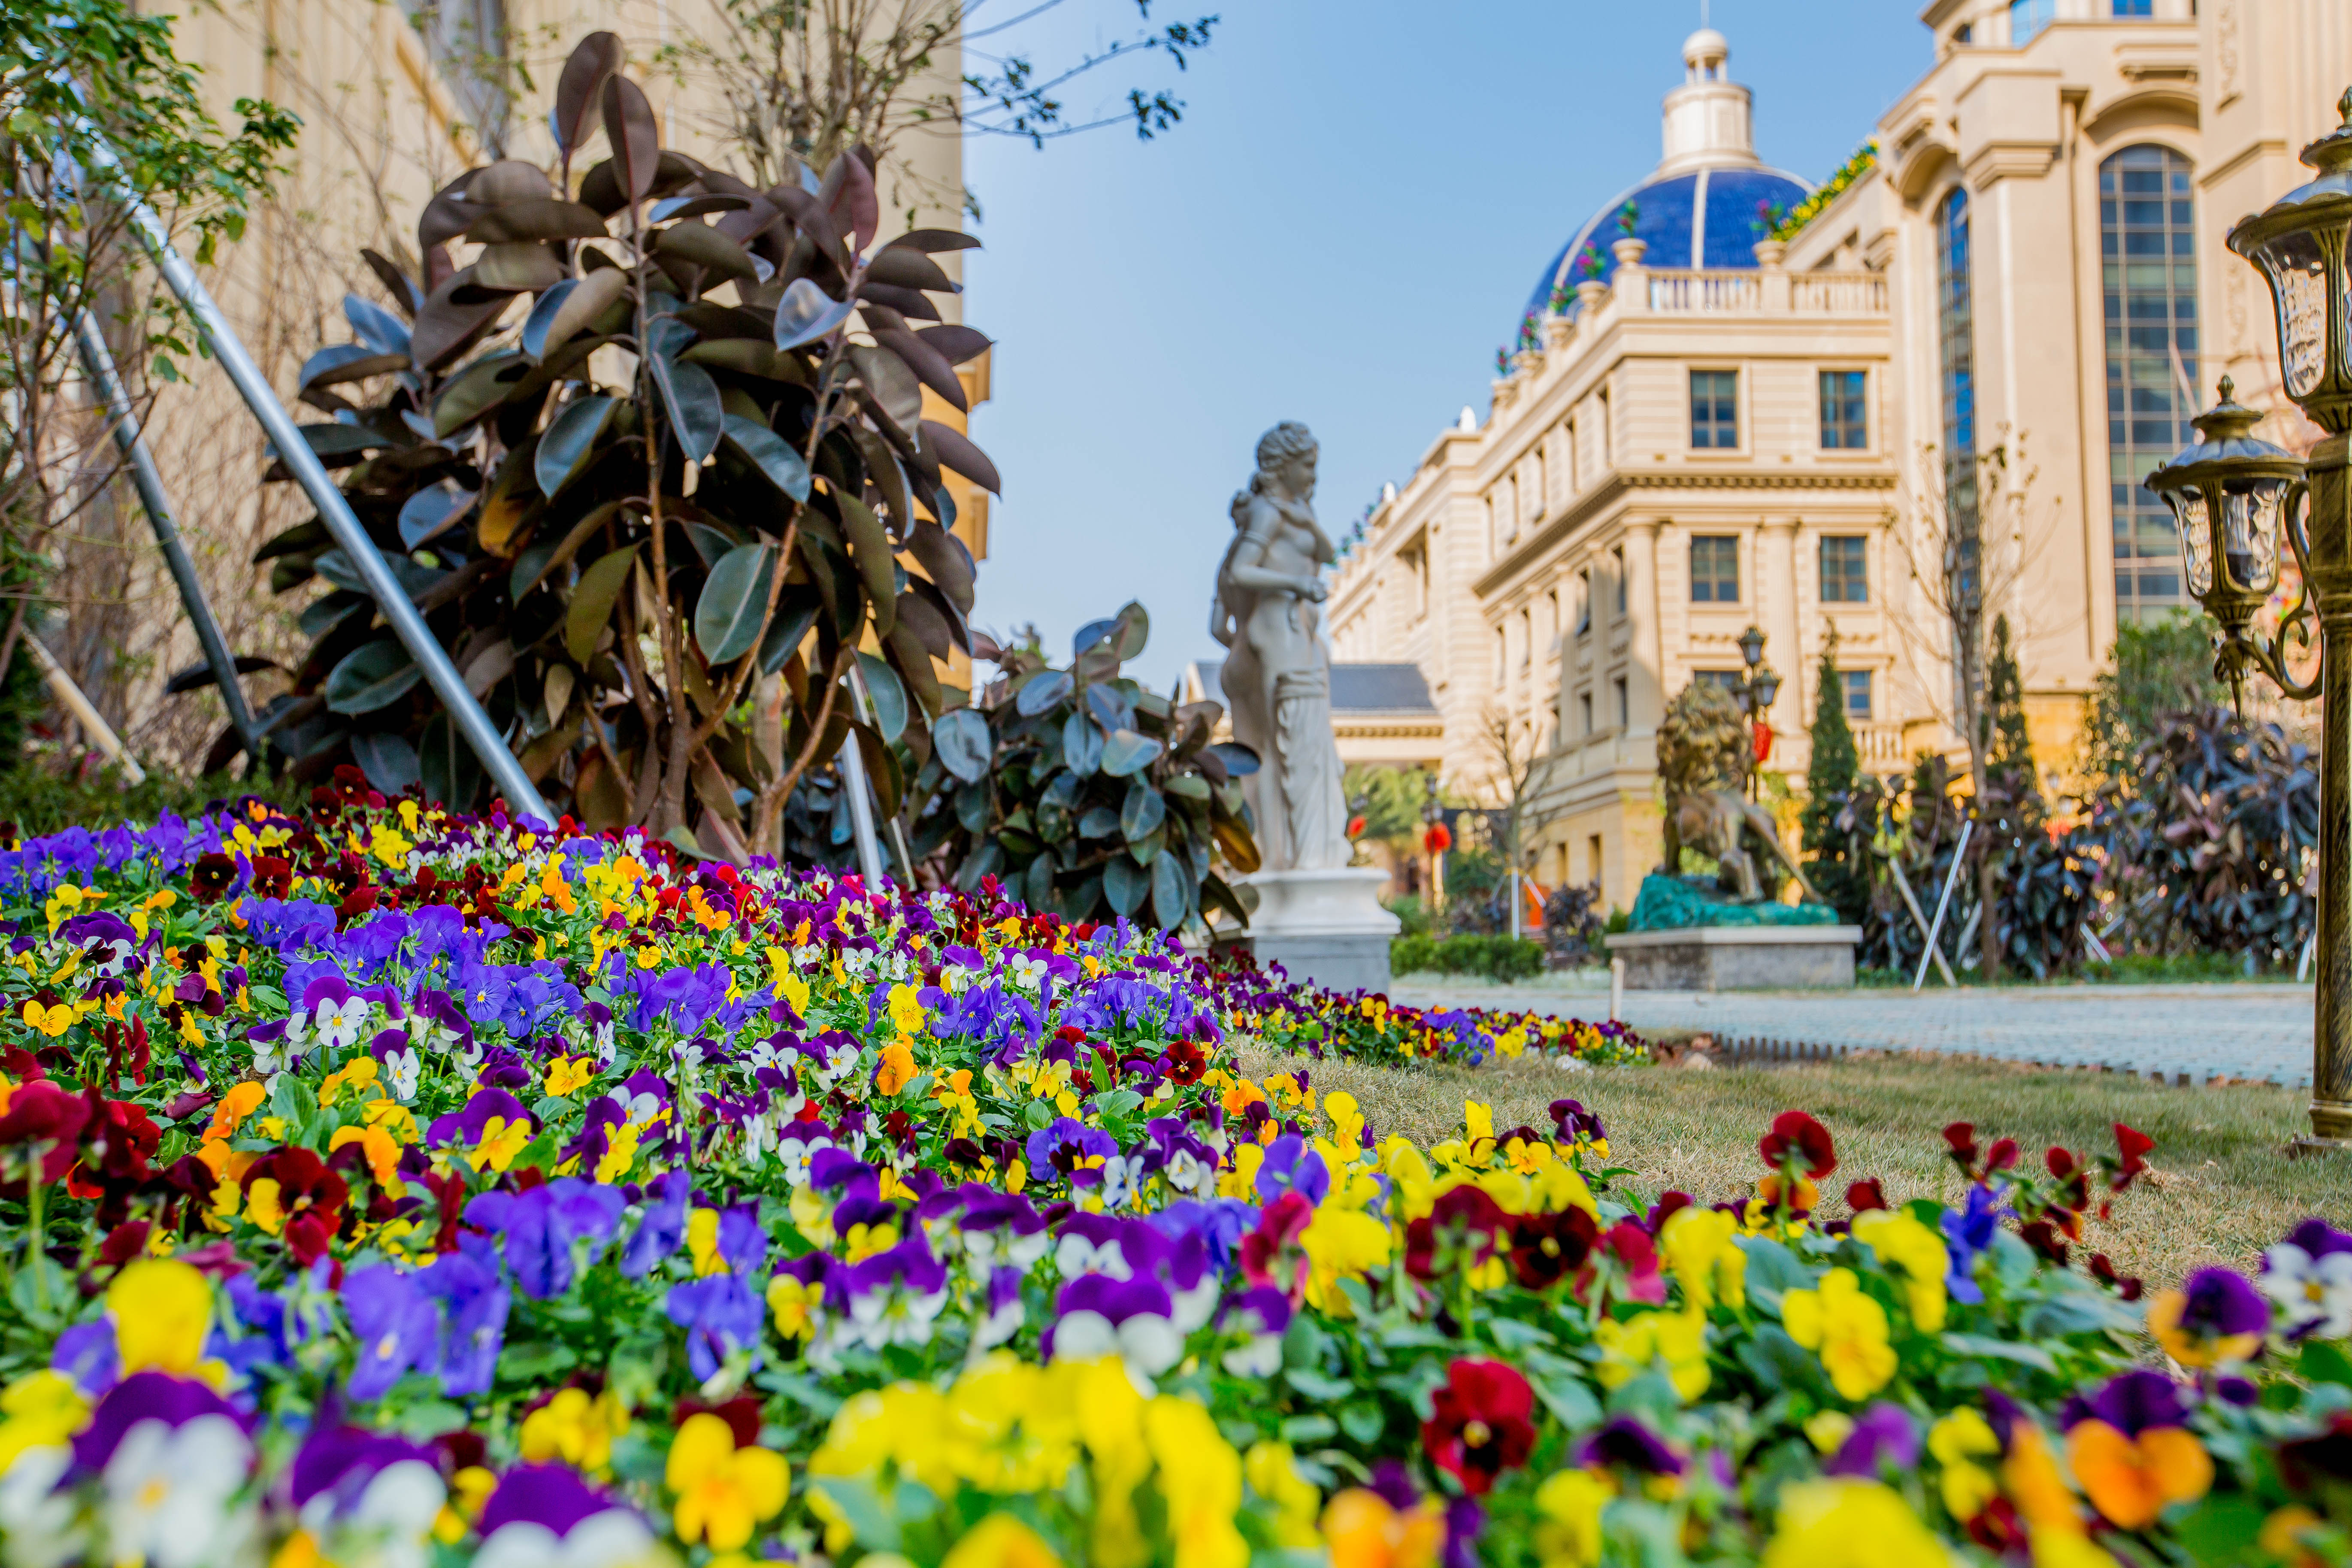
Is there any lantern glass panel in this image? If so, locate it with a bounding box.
[2250,226,2334,399]
[2166,487,2214,597]
[2222,476,2286,595]
[1754,673,1781,709]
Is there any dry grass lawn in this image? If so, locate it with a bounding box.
[1235,1046,2352,1292]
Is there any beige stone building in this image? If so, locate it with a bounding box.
[1325,0,2352,915]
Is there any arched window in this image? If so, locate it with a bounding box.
[2103,144,2198,622]
[1936,189,1977,552]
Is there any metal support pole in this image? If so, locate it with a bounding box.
[1913,817,1974,993]
[2304,436,2352,1144]
[834,726,884,884]
[74,126,552,823]
[71,310,264,766]
[27,637,143,784]
[846,663,915,882]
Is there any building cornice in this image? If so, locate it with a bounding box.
[1471,467,1897,599]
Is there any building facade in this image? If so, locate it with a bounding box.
[1325,0,2349,914]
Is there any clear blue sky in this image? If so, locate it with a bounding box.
[960,1,1928,694]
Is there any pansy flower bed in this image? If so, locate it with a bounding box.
[0,785,2348,1568]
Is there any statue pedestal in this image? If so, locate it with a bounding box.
[1605,925,1862,991]
[1233,867,1400,995]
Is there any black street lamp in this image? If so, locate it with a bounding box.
[2162,87,2352,1146]
[1730,624,1782,796]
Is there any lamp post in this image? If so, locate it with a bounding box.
[2157,87,2352,1146]
[1730,624,1783,799]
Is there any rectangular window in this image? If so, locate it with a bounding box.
[1614,678,1628,727]
[1690,535,1740,603]
[1588,834,1604,884]
[1695,670,1744,693]
[2010,0,2054,44]
[1612,547,1627,614]
[1819,369,1869,449]
[1520,608,1533,667]
[1494,628,1507,683]
[1576,570,1592,634]
[1842,669,1874,720]
[1690,370,1740,449]
[2110,0,2152,14]
[1532,451,1548,521]
[1819,536,1869,603]
[1580,692,1594,735]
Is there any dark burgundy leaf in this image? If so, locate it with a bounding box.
[920,419,1002,496]
[554,31,624,154]
[601,75,662,204]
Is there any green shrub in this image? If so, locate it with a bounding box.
[1390,931,1544,982]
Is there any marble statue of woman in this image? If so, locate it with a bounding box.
[1210,421,1350,872]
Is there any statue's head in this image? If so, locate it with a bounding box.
[1253,421,1318,501]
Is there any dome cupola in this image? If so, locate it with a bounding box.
[1659,28,1761,176]
[1516,26,1809,330]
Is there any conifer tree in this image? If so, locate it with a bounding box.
[1985,614,2039,802]
[1801,627,1866,920]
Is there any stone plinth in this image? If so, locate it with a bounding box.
[1232,867,1399,994]
[1606,924,1862,991]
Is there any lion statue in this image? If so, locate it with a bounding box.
[1656,681,1820,905]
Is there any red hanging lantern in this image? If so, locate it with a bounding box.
[1753,721,1774,763]
[1423,822,1453,854]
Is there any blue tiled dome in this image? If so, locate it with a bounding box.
[1520,163,1812,327]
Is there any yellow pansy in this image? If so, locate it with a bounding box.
[941,1514,1064,1568]
[688,1207,729,1276]
[1928,1408,2002,1521]
[1782,1268,1897,1402]
[1761,1479,1951,1568]
[1593,1309,1710,1402]
[1659,1205,1746,1312]
[767,1274,824,1341]
[20,1000,73,1038]
[667,1413,790,1552]
[109,1259,214,1377]
[1852,1209,1952,1332]
[1533,1468,1614,1568]
[0,1371,87,1473]
[1244,1443,1321,1550]
[544,1055,596,1097]
[1144,1396,1248,1568]
[520,1387,630,1474]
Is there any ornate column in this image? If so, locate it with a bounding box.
[1622,520,1664,736]
[1759,517,1800,739]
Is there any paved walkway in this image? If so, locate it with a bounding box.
[1387,979,2319,1086]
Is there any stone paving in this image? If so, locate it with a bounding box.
[1387,979,2319,1087]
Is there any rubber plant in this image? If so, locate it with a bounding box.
[248,31,993,860]
[905,602,1262,931]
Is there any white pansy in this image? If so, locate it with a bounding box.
[100,1415,254,1568]
[2261,1242,2352,1338]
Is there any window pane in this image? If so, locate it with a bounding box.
[2101,144,2196,620]
[1690,536,1739,602]
[2010,0,2054,43]
[1819,369,1868,449]
[1841,669,1874,720]
[1819,536,1869,603]
[1937,188,1981,591]
[1690,370,1739,449]
[2110,0,2153,13]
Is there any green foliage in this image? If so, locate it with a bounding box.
[0,764,301,838]
[1801,627,1865,923]
[2083,612,2224,784]
[2087,704,2316,970]
[255,34,990,855]
[1343,765,1431,845]
[1985,613,2038,802]
[1390,932,1545,983]
[1769,138,1878,244]
[1383,894,1430,938]
[908,602,1261,931]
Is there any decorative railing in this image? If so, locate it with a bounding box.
[1645,269,1760,312]
[1638,268,1886,315]
[1791,271,1889,312]
[1855,722,1908,765]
